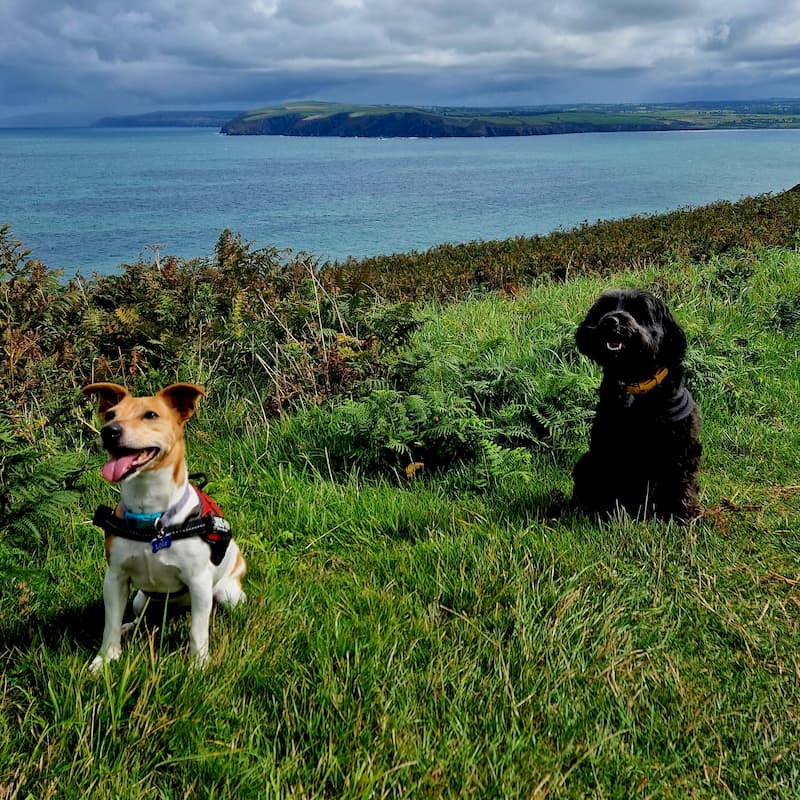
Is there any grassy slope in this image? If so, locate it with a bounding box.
[2,249,799,797]
[231,100,800,133]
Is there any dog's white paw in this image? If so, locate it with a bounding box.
[190,648,210,670]
[88,655,105,674]
[213,582,246,608]
[88,645,121,674]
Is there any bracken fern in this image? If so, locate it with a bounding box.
[0,413,84,572]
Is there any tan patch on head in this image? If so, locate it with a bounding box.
[157,384,205,423]
[83,383,205,478]
[83,382,130,415]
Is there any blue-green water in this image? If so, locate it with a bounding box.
[1,127,799,275]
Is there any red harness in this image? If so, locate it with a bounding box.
[194,486,231,563]
[93,480,232,566]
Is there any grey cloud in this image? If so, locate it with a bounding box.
[1,0,799,117]
[704,21,733,50]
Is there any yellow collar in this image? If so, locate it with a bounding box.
[624,367,669,395]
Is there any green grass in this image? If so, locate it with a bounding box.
[234,100,800,133]
[2,249,800,797]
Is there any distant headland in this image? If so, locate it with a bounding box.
[91,99,800,138]
[92,110,244,128]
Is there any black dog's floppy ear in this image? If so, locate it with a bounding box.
[576,291,615,357]
[653,297,687,365]
[575,310,594,357]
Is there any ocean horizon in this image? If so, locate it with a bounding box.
[1,126,799,276]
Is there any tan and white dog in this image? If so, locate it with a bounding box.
[83,382,246,672]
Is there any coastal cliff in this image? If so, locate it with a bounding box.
[219,100,800,137]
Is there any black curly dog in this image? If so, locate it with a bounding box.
[572,288,701,522]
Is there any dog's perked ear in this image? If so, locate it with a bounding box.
[83,382,130,416]
[157,383,206,423]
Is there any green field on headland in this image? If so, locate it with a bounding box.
[92,98,800,137]
[220,99,800,136]
[1,190,799,796]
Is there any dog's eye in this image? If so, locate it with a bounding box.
[104,411,116,422]
[143,410,159,420]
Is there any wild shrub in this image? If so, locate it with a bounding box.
[0,413,84,574]
[0,225,418,421]
[271,387,539,493]
[321,189,800,300]
[267,287,598,485]
[774,293,800,331]
[4,188,800,432]
[708,256,756,303]
[0,224,93,414]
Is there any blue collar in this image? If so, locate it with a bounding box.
[121,484,196,531]
[123,510,164,530]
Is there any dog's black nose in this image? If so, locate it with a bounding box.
[101,423,122,450]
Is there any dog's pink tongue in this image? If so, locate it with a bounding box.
[101,452,139,483]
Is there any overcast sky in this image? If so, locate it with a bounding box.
[2,0,799,121]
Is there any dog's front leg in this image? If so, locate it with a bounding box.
[572,450,613,515]
[185,571,214,667]
[90,567,129,673]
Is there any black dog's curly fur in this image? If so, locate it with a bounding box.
[572,288,701,522]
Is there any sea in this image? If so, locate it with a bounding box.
[1,126,799,276]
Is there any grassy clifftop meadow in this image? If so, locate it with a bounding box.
[218,99,800,136]
[1,190,800,797]
[92,99,800,136]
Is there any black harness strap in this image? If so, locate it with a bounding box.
[93,504,233,566]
